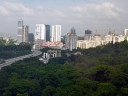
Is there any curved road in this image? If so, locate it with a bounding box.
[0,50,42,70]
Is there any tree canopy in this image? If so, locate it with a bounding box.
[0,41,128,96]
[0,40,32,59]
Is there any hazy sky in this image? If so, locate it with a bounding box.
[0,0,128,36]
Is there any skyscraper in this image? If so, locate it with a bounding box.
[17,19,29,43]
[17,19,23,43]
[51,25,61,42]
[65,27,77,51]
[35,24,46,40]
[23,25,29,42]
[35,24,50,41]
[45,25,50,41]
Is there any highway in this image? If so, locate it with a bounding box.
[0,50,42,70]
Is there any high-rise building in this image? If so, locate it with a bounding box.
[17,19,23,43]
[28,33,34,43]
[65,27,77,51]
[35,24,46,40]
[51,25,61,42]
[85,30,93,41]
[23,25,29,42]
[17,19,29,43]
[45,25,50,41]
[35,24,50,41]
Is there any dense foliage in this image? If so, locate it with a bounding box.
[0,41,128,96]
[40,47,53,53]
[0,41,32,59]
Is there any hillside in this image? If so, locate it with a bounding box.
[0,41,128,96]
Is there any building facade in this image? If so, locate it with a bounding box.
[17,19,29,43]
[124,29,128,36]
[35,24,46,41]
[45,25,50,41]
[17,19,23,43]
[124,29,128,40]
[35,24,50,41]
[51,25,61,42]
[77,31,126,49]
[28,33,34,43]
[23,25,29,42]
[85,30,93,41]
[65,29,77,51]
[33,40,63,50]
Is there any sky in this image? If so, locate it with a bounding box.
[0,0,128,37]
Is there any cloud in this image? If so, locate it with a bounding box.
[0,1,34,16]
[1,1,121,23]
[70,2,122,20]
[36,5,44,11]
[0,6,11,15]
[0,0,127,36]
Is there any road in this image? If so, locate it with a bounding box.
[0,50,42,70]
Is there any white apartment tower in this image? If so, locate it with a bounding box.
[35,24,46,41]
[51,25,61,42]
[35,24,50,41]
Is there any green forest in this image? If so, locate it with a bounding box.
[0,41,128,96]
[0,40,31,59]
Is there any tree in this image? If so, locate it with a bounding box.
[118,88,128,96]
[96,83,116,96]
[88,65,112,82]
[42,86,56,96]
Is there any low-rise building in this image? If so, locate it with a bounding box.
[33,40,63,50]
[39,50,61,64]
[77,31,126,49]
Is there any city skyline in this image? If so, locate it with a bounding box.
[0,0,128,36]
